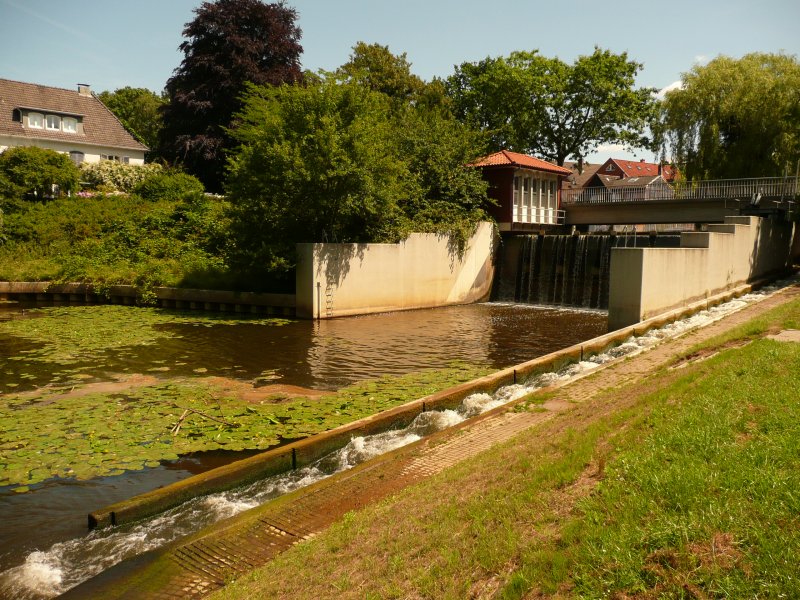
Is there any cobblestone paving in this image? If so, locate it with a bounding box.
[69,285,799,599]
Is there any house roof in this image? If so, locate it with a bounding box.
[600,158,677,182]
[471,150,573,176]
[562,161,602,188]
[603,174,666,188]
[0,78,148,152]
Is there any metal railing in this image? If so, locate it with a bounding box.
[561,176,800,206]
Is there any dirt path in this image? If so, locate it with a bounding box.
[61,284,800,599]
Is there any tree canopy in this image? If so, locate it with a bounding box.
[160,0,303,191]
[658,52,800,180]
[224,55,489,277]
[446,48,658,165]
[98,87,166,158]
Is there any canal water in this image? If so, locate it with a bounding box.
[0,301,608,591]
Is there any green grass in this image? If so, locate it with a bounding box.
[211,295,800,599]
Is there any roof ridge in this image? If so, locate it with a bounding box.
[0,77,85,95]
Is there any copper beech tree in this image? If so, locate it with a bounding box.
[159,0,303,191]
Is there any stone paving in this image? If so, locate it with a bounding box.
[63,284,800,599]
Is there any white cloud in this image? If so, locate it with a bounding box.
[656,80,683,99]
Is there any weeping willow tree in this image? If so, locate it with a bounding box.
[658,53,800,180]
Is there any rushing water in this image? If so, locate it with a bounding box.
[1,278,791,599]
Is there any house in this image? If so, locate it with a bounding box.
[0,78,147,165]
[471,150,572,232]
[561,160,602,191]
[595,157,677,183]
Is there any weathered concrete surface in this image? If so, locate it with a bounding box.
[295,222,496,319]
[61,282,800,600]
[565,197,741,226]
[608,216,794,330]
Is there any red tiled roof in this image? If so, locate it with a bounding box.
[601,158,677,182]
[471,150,572,176]
[0,78,148,152]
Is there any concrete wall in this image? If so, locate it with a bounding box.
[609,215,794,330]
[296,222,496,319]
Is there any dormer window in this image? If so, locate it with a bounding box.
[28,112,43,128]
[46,114,61,130]
[62,117,77,133]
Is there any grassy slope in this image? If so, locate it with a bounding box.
[211,297,800,599]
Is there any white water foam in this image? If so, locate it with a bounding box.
[1,275,794,599]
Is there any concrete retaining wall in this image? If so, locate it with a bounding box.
[0,282,295,316]
[295,222,496,319]
[608,216,793,330]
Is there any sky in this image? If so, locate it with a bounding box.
[1,0,798,163]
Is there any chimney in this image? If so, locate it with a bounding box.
[640,158,645,162]
[77,83,91,97]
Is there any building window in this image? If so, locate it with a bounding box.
[69,151,85,165]
[28,112,43,128]
[122,156,130,164]
[100,154,121,162]
[605,164,614,172]
[46,115,61,130]
[62,117,78,133]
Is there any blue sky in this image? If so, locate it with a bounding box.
[1,0,798,162]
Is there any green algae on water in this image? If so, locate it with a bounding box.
[0,363,490,491]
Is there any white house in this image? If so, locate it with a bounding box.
[0,78,147,165]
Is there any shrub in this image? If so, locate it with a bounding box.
[0,146,80,199]
[133,171,205,202]
[80,161,162,192]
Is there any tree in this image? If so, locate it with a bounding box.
[446,48,658,165]
[0,146,80,200]
[98,87,166,158]
[226,80,410,274]
[224,74,489,277]
[160,0,302,191]
[658,52,800,180]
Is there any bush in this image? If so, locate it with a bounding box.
[80,161,162,192]
[133,171,205,202]
[0,146,80,199]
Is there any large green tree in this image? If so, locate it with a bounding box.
[658,52,800,180]
[225,72,488,276]
[98,87,165,158]
[446,48,658,165]
[160,0,303,191]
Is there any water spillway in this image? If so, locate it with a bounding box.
[493,234,614,309]
[492,233,683,309]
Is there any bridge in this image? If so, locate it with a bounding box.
[562,176,799,226]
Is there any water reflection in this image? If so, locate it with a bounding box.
[1,302,608,393]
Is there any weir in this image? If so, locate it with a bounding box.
[492,233,680,309]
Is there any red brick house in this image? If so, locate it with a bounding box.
[472,150,572,232]
[595,157,677,183]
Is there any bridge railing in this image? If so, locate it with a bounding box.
[561,176,800,205]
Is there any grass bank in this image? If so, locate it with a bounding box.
[212,295,800,599]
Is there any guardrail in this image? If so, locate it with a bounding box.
[562,176,800,205]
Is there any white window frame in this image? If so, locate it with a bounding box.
[62,117,78,133]
[46,114,61,131]
[28,112,44,128]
